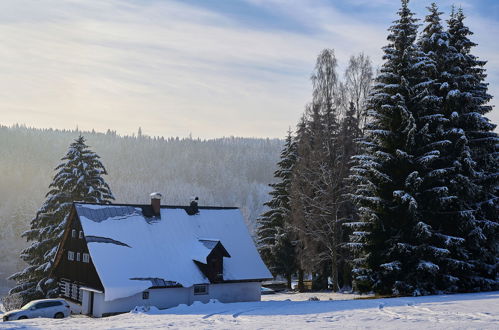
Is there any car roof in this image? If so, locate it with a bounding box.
[31,298,66,303]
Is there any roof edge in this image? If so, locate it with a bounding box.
[73,201,239,210]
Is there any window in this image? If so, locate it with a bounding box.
[151,278,166,287]
[68,251,74,261]
[142,291,149,300]
[38,302,51,308]
[40,301,62,308]
[71,229,76,238]
[194,284,208,295]
[76,253,80,262]
[209,256,223,282]
[79,231,83,239]
[83,253,90,263]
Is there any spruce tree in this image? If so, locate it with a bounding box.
[411,3,477,294]
[290,115,310,291]
[338,102,362,289]
[349,1,498,295]
[256,131,297,288]
[349,0,427,295]
[446,8,499,291]
[5,135,114,309]
[410,4,498,293]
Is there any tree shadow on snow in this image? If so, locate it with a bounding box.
[159,291,499,317]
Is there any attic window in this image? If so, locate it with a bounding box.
[83,253,90,263]
[68,251,74,261]
[151,278,166,287]
[142,291,149,300]
[79,231,83,239]
[71,229,76,238]
[76,253,81,262]
[194,284,208,295]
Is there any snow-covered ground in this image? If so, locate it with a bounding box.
[1,291,498,329]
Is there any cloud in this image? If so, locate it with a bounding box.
[0,0,496,138]
[0,0,318,137]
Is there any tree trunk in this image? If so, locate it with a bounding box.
[331,253,339,292]
[343,261,352,290]
[298,269,304,292]
[286,273,292,289]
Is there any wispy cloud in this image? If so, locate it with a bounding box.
[0,0,496,138]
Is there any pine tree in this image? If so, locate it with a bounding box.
[445,8,499,291]
[256,130,297,288]
[5,135,114,309]
[349,0,427,295]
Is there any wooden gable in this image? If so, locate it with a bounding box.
[51,205,104,291]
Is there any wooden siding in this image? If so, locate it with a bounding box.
[52,207,104,292]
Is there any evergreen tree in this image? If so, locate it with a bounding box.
[446,8,499,290]
[410,2,477,294]
[349,0,427,295]
[338,102,363,289]
[290,115,310,292]
[350,1,498,295]
[256,130,297,288]
[5,135,114,309]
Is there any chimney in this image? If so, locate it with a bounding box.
[150,192,162,217]
[188,196,199,215]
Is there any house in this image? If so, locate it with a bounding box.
[51,193,272,317]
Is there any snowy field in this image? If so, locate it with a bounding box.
[1,291,498,329]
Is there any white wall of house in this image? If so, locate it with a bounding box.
[86,282,261,317]
[209,282,261,303]
[81,290,91,315]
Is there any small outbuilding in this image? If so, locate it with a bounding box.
[51,194,272,317]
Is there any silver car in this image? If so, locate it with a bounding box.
[2,298,71,321]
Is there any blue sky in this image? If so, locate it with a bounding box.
[0,0,497,138]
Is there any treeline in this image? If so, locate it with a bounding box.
[257,0,498,295]
[0,125,282,294]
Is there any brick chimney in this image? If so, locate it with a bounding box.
[150,192,162,216]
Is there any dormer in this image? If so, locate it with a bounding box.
[193,239,230,283]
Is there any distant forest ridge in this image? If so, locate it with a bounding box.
[0,124,282,289]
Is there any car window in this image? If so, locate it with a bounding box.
[20,301,37,310]
[20,300,62,310]
[35,302,50,309]
[35,301,60,309]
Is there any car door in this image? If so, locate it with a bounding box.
[41,302,56,317]
[47,301,62,317]
[30,302,47,318]
[44,302,60,317]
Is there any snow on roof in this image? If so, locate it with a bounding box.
[74,203,272,301]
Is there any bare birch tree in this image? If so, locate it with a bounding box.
[343,53,374,131]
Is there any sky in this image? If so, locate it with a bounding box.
[0,0,498,139]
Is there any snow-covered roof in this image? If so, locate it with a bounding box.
[74,203,272,301]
